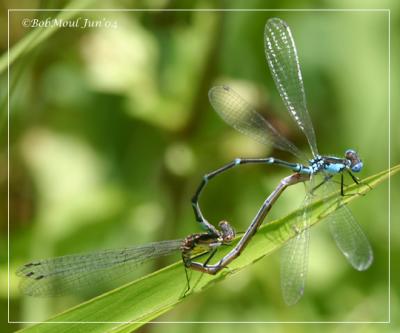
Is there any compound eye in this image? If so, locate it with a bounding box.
[351,162,363,173]
[218,220,236,242]
[345,149,357,159]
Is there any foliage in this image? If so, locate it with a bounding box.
[16,166,399,332]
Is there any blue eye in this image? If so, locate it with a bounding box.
[351,162,363,172]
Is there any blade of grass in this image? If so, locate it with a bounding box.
[1,1,96,133]
[16,165,399,332]
[0,0,95,74]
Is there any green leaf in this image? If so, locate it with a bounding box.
[17,165,399,332]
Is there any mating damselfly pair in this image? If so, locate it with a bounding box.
[17,18,372,305]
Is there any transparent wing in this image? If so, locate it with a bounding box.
[209,85,305,160]
[322,181,373,270]
[280,190,312,305]
[264,18,318,157]
[16,239,183,297]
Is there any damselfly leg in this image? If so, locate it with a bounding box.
[180,220,236,295]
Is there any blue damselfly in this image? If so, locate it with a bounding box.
[189,18,373,305]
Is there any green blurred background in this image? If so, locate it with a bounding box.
[1,0,399,332]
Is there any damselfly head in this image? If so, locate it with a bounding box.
[345,149,363,173]
[218,220,236,243]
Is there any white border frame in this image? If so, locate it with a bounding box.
[7,8,391,325]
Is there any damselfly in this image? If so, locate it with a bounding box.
[16,221,235,297]
[189,18,373,305]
